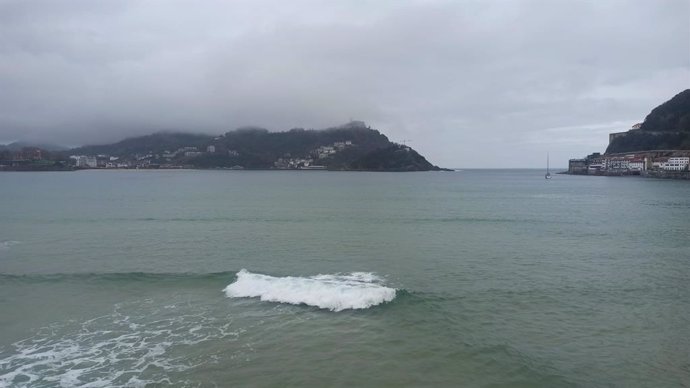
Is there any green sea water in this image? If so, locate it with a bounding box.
[0,170,688,387]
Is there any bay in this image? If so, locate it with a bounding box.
[0,170,688,387]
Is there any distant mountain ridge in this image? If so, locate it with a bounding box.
[0,141,68,152]
[607,89,690,153]
[71,132,213,156]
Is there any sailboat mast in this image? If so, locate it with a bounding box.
[545,152,552,179]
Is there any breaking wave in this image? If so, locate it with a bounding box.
[224,269,396,311]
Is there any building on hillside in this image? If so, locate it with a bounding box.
[177,147,197,154]
[207,145,216,153]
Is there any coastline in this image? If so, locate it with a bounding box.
[562,170,690,180]
[0,166,452,173]
[0,165,75,172]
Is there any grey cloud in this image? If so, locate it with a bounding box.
[0,0,687,167]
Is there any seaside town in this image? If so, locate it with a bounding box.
[0,139,357,171]
[67,143,244,170]
[568,123,690,178]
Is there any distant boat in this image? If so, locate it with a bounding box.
[545,152,552,179]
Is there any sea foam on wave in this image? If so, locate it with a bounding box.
[224,269,396,311]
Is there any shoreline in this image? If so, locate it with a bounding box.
[0,166,452,173]
[562,170,690,180]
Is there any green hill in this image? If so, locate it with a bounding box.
[606,89,690,153]
[65,122,444,171]
[199,123,393,169]
[349,144,443,171]
[640,89,690,132]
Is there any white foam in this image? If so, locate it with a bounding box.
[223,269,396,311]
[0,301,244,388]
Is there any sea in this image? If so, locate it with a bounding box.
[0,169,688,387]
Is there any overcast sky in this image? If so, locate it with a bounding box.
[0,0,688,167]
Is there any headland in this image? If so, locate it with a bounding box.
[1,121,449,172]
[566,89,690,179]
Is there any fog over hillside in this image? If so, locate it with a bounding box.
[0,1,687,167]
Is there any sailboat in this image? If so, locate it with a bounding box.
[545,152,552,179]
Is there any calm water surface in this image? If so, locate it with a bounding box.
[0,170,688,387]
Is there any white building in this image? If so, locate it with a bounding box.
[663,157,689,171]
[628,159,645,171]
[607,158,629,170]
[207,145,216,153]
[72,155,87,167]
[69,155,101,168]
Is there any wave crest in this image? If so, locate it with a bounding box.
[223,269,396,311]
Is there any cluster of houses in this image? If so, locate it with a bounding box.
[569,122,690,176]
[569,152,690,175]
[69,145,219,169]
[69,154,155,169]
[70,154,163,169]
[68,140,358,170]
[273,140,354,169]
[315,141,353,159]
